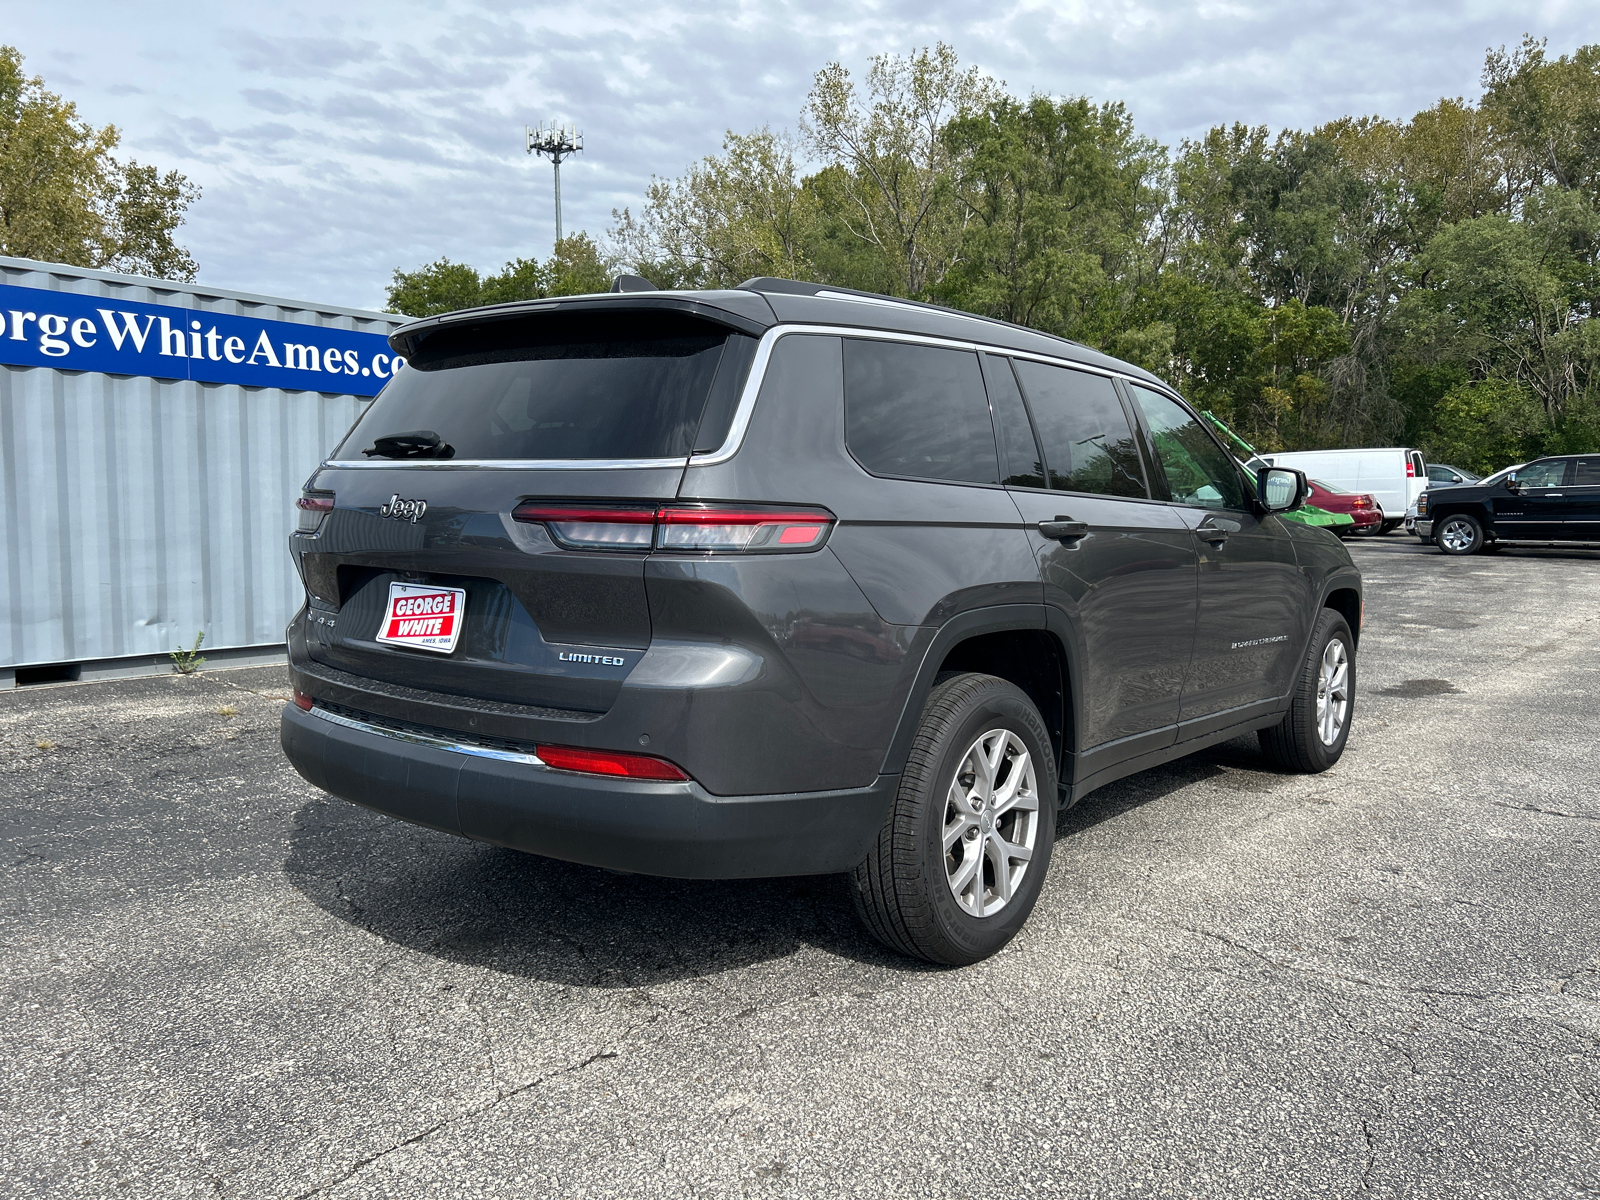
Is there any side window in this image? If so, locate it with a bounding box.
[1573,458,1600,485]
[1516,459,1569,487]
[843,339,999,485]
[1127,384,1245,510]
[1011,360,1147,499]
[979,354,1045,488]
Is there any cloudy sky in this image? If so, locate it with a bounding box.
[10,2,1592,310]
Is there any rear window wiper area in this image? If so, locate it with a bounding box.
[362,430,456,459]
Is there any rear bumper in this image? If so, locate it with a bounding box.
[281,702,897,879]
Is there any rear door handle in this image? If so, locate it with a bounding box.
[1039,517,1089,542]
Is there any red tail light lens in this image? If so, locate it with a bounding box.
[536,744,689,781]
[296,492,334,533]
[513,502,835,554]
[1406,460,1416,477]
[511,504,657,549]
[292,689,314,711]
[657,506,833,552]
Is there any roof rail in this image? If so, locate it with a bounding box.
[736,276,1090,351]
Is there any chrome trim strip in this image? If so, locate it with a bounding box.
[308,704,545,766]
[320,456,688,471]
[326,321,1184,474]
[689,325,1183,469]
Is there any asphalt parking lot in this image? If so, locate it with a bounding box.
[3,536,1598,1199]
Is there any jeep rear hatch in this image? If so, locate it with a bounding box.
[299,306,760,714]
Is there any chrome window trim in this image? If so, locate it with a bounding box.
[321,456,689,471]
[309,704,546,767]
[321,321,1186,472]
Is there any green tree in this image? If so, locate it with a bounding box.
[386,235,617,316]
[801,43,1002,297]
[612,129,814,288]
[0,46,198,279]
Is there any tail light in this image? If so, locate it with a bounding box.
[536,744,689,781]
[513,502,835,554]
[511,504,657,550]
[292,689,314,711]
[1406,460,1416,478]
[1351,495,1373,509]
[296,492,334,533]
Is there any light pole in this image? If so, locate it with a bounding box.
[526,122,583,245]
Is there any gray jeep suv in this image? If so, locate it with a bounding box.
[281,278,1362,964]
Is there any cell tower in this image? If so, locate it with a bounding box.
[526,122,583,245]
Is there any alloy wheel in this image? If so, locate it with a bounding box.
[1316,638,1350,746]
[1439,517,1476,552]
[943,728,1040,918]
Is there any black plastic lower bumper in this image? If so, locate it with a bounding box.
[281,702,898,879]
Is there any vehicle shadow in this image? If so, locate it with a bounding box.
[283,735,1266,987]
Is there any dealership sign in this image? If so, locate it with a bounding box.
[0,282,400,397]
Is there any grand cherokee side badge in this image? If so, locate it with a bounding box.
[558,651,626,666]
[380,495,427,523]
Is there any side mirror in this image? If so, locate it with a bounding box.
[1256,466,1306,514]
[1505,474,1521,493]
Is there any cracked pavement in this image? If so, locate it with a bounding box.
[2,537,1597,1198]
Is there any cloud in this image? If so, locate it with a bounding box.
[4,0,1591,308]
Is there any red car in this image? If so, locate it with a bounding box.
[1308,479,1382,535]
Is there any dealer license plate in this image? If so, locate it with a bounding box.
[375,582,466,655]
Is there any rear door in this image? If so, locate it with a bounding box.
[1565,457,1600,540]
[1491,458,1572,539]
[991,357,1197,758]
[295,306,758,713]
[1125,384,1309,729]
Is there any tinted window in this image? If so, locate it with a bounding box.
[1011,361,1146,498]
[339,311,731,461]
[980,354,1045,488]
[1128,385,1244,510]
[1516,459,1569,487]
[843,339,998,484]
[1574,458,1600,485]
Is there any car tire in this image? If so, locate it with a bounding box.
[1436,513,1485,555]
[849,672,1057,966]
[1379,519,1401,535]
[1258,609,1355,774]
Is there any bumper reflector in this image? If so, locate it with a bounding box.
[292,689,314,711]
[536,744,689,781]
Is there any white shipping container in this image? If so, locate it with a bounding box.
[0,255,405,679]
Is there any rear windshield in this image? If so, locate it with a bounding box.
[339,311,734,461]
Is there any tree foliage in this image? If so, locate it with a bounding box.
[0,46,198,280]
[387,233,616,316]
[610,37,1600,468]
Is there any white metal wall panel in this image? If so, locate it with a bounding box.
[0,256,403,668]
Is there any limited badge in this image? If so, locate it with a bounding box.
[375,582,466,654]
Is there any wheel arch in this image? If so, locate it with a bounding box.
[1322,585,1362,648]
[878,606,1074,792]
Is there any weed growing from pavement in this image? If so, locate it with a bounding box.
[171,632,206,675]
[217,705,237,718]
[34,739,54,751]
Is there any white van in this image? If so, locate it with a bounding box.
[1256,448,1428,533]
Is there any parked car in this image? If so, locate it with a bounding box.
[280,276,1363,965]
[1258,447,1429,534]
[1427,463,1479,486]
[1417,454,1600,554]
[1306,479,1382,535]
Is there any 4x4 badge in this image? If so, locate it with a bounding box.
[380,495,427,523]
